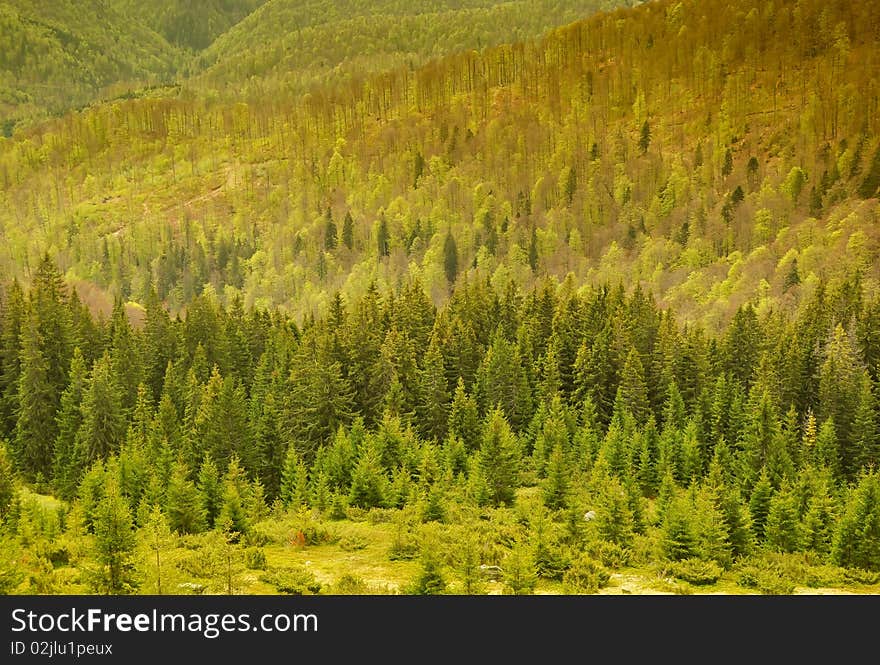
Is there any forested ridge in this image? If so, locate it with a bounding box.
[0,0,879,595]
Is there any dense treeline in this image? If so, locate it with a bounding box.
[0,258,879,594]
[0,0,877,329]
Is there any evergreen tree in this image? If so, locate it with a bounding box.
[417,340,450,442]
[14,314,57,480]
[197,455,222,529]
[638,120,651,154]
[443,233,458,285]
[0,441,14,518]
[324,209,337,250]
[749,470,774,543]
[503,542,537,595]
[341,211,355,250]
[76,352,125,466]
[448,378,481,452]
[217,457,249,538]
[349,438,386,509]
[93,478,136,594]
[165,460,205,534]
[661,494,696,561]
[279,445,308,508]
[543,443,569,511]
[764,484,801,553]
[832,471,880,571]
[479,408,520,507]
[53,348,87,500]
[0,279,24,439]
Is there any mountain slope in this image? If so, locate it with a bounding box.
[0,0,183,132]
[191,0,634,97]
[0,0,877,330]
[113,0,267,51]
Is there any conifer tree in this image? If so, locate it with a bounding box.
[661,494,696,561]
[0,441,14,518]
[478,408,520,507]
[832,471,880,571]
[197,455,222,529]
[0,279,24,439]
[280,445,308,508]
[14,314,57,480]
[349,438,386,509]
[165,460,205,534]
[448,378,481,452]
[543,443,569,511]
[764,484,801,553]
[749,470,774,543]
[341,211,355,250]
[443,233,458,285]
[53,348,87,500]
[93,477,136,594]
[417,340,449,442]
[76,352,125,466]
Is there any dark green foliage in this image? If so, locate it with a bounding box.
[165,460,205,534]
[503,542,537,595]
[478,408,520,507]
[93,479,137,594]
[14,315,57,480]
[443,234,458,285]
[0,442,14,518]
[639,120,651,155]
[749,471,774,543]
[832,472,880,571]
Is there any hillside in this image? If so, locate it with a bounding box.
[0,0,877,329]
[1,0,880,599]
[191,0,634,97]
[114,0,267,52]
[0,0,185,132]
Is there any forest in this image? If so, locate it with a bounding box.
[0,0,879,595]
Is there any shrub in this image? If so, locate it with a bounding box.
[666,558,723,586]
[260,566,321,595]
[562,556,610,594]
[590,541,631,569]
[332,573,372,594]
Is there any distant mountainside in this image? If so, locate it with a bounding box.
[191,0,634,98]
[113,0,266,51]
[0,0,183,131]
[0,1,626,134]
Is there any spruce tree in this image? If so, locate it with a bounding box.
[417,340,449,442]
[832,471,880,571]
[165,460,205,534]
[197,455,222,529]
[53,348,87,500]
[0,441,14,518]
[14,314,56,480]
[749,470,774,543]
[448,378,481,452]
[341,211,355,250]
[543,443,569,511]
[764,484,801,553]
[443,233,458,285]
[76,352,125,466]
[478,408,520,507]
[279,445,308,508]
[93,478,136,594]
